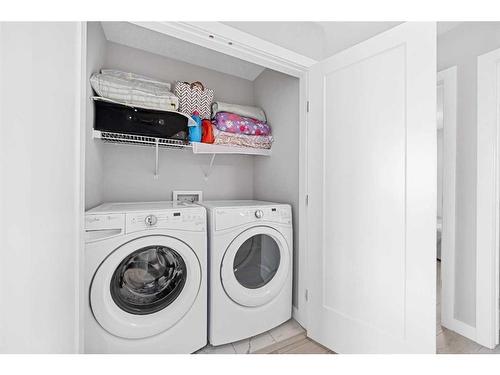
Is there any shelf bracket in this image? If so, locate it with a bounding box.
[154,138,159,179]
[203,154,217,180]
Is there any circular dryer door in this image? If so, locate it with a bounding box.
[220,226,290,307]
[90,235,201,339]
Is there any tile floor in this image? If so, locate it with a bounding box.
[195,319,326,354]
[197,261,500,354]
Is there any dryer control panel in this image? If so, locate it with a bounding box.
[214,205,291,231]
[126,208,206,233]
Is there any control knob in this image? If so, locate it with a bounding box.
[145,215,158,226]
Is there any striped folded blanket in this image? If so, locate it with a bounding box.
[90,69,179,111]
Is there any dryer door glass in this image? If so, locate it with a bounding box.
[233,234,280,289]
[110,245,187,315]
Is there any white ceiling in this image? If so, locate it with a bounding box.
[437,22,463,36]
[101,22,266,81]
[315,22,402,57]
[227,22,464,60]
[102,22,463,82]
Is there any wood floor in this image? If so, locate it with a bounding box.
[259,334,334,354]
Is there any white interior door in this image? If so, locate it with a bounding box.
[0,22,84,353]
[307,22,437,353]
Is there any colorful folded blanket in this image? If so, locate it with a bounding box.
[213,112,271,136]
[213,125,273,149]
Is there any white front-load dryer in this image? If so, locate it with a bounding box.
[84,201,207,353]
[200,200,293,346]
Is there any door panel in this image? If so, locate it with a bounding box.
[307,22,436,353]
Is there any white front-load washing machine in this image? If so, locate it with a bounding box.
[84,201,207,353]
[200,200,293,346]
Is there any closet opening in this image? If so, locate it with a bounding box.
[84,21,306,353]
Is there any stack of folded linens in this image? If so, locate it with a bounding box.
[90,69,179,111]
[211,102,273,149]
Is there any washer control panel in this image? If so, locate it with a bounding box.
[215,205,291,231]
[85,213,125,231]
[127,208,206,233]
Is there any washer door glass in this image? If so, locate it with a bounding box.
[110,245,187,315]
[233,234,280,289]
[91,235,201,339]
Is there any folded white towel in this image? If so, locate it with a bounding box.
[211,101,266,122]
[100,69,172,90]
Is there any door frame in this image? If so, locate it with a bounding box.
[76,21,87,354]
[437,67,465,336]
[130,22,317,77]
[476,47,500,349]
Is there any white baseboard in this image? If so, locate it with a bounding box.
[442,316,476,342]
[292,306,307,330]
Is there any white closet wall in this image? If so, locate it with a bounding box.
[85,22,107,209]
[104,42,256,105]
[252,69,300,307]
[438,22,500,327]
[91,35,256,203]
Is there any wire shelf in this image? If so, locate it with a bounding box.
[93,130,191,150]
[93,130,271,155]
[93,129,270,179]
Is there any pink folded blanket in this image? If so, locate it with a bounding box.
[213,112,271,136]
[213,126,273,149]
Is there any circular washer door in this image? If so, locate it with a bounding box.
[220,226,290,307]
[90,235,201,339]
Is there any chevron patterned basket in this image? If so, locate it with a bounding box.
[174,81,214,120]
